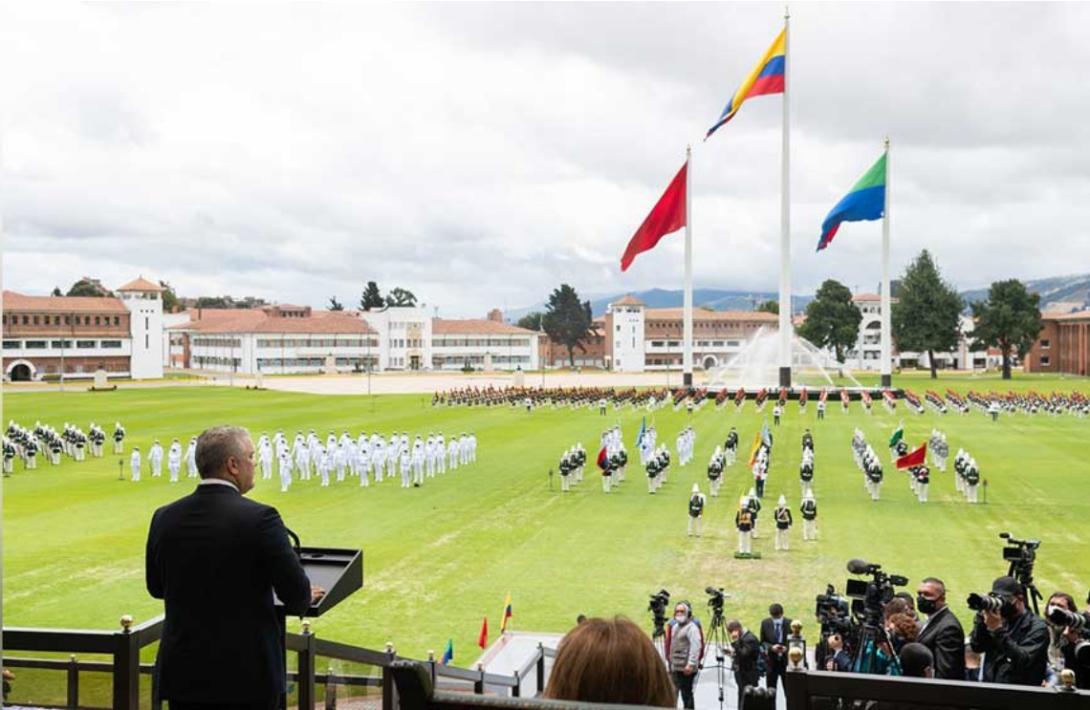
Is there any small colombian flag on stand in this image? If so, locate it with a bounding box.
[500,593,513,633]
[478,617,489,650]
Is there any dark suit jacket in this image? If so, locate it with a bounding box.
[146,483,312,703]
[916,605,966,681]
[760,617,794,665]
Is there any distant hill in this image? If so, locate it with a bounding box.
[960,274,1090,313]
[509,288,815,320]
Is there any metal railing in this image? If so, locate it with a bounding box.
[2,615,555,710]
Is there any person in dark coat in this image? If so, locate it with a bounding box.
[915,577,966,680]
[727,619,761,709]
[760,603,793,696]
[969,576,1049,686]
[146,425,321,709]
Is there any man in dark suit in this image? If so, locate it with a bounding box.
[727,619,761,710]
[915,577,966,681]
[147,425,320,709]
[759,603,792,697]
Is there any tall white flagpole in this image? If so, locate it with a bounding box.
[880,136,892,388]
[778,7,792,389]
[683,144,694,387]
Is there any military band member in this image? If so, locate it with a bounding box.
[800,491,818,541]
[736,496,755,555]
[724,427,739,466]
[113,422,126,454]
[866,462,883,501]
[559,449,572,493]
[914,465,930,503]
[774,495,793,551]
[25,439,38,469]
[3,438,15,474]
[688,483,706,537]
[964,459,980,503]
[746,487,762,538]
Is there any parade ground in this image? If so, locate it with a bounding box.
[5,374,1090,684]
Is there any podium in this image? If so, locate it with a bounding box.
[275,546,363,708]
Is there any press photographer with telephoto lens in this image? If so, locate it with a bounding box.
[967,576,1049,685]
[1044,591,1090,689]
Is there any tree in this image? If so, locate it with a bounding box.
[970,279,1042,380]
[195,296,232,309]
[360,281,384,311]
[542,284,593,368]
[328,296,344,311]
[516,312,544,331]
[159,280,178,312]
[755,299,779,315]
[385,287,417,308]
[66,278,111,298]
[891,250,964,379]
[796,280,862,362]
[51,286,63,297]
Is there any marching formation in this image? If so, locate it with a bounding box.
[435,385,669,411]
[4,420,115,474]
[556,444,587,492]
[851,428,884,501]
[953,448,982,504]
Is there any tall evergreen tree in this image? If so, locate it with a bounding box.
[970,279,1042,380]
[360,281,384,311]
[328,296,344,311]
[542,284,593,368]
[159,281,178,312]
[891,250,964,379]
[796,280,862,362]
[516,312,544,331]
[385,287,418,308]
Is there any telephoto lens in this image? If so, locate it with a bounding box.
[966,592,1004,613]
[1046,605,1088,632]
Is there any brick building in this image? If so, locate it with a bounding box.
[1024,310,1090,376]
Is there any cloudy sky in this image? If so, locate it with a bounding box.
[2,2,1088,316]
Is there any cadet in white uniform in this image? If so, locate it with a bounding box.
[186,437,199,478]
[773,495,793,551]
[259,439,274,480]
[687,483,706,537]
[130,447,142,482]
[167,439,182,483]
[278,450,293,492]
[149,440,164,477]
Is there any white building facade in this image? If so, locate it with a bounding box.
[430,319,540,371]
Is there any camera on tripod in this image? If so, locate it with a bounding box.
[706,586,726,615]
[1000,532,1039,568]
[815,584,854,634]
[648,589,671,638]
[845,559,908,625]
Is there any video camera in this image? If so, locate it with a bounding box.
[648,589,671,638]
[815,584,854,635]
[1000,532,1043,614]
[706,586,726,615]
[845,559,908,627]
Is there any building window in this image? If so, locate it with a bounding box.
[50,340,72,349]
[1040,339,1050,349]
[3,341,21,349]
[33,315,40,325]
[77,340,96,349]
[100,340,123,349]
[25,340,47,349]
[114,316,120,325]
[1040,356,1051,366]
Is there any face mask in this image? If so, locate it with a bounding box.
[917,596,938,615]
[675,614,687,624]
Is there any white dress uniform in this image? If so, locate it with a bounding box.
[149,442,164,477]
[167,441,182,483]
[130,448,142,481]
[186,439,199,478]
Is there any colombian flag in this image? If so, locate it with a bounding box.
[705,28,787,140]
[746,431,762,467]
[500,593,513,633]
[817,152,887,251]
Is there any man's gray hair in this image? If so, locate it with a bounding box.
[195,426,250,479]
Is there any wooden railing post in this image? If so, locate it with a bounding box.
[324,665,336,710]
[297,620,316,710]
[112,615,140,710]
[381,642,396,710]
[535,643,546,695]
[66,654,79,708]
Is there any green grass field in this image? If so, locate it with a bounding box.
[5,373,1090,674]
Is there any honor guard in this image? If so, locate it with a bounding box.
[707,447,724,497]
[746,487,762,538]
[559,449,572,492]
[687,484,706,537]
[736,496,755,555]
[3,438,15,475]
[800,491,818,541]
[964,459,980,503]
[724,427,739,466]
[774,495,793,551]
[113,422,126,454]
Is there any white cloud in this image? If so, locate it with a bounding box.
[2,2,1088,315]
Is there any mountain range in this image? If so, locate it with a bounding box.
[508,274,1090,321]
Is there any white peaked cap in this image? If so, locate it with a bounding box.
[805,489,815,500]
[778,494,787,506]
[692,483,700,494]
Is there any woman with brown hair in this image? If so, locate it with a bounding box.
[544,616,675,707]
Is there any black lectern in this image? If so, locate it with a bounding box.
[276,546,363,708]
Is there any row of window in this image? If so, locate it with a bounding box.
[389,338,424,349]
[192,337,243,348]
[193,356,241,367]
[645,321,763,331]
[2,313,123,327]
[255,338,379,348]
[255,357,378,368]
[3,339,123,350]
[432,338,532,348]
[435,355,531,365]
[647,340,741,348]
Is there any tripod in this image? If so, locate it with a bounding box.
[1008,559,1043,616]
[705,607,730,710]
[851,621,902,676]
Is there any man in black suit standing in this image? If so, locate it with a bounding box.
[915,577,966,681]
[147,425,321,709]
[759,603,792,697]
[727,619,761,710]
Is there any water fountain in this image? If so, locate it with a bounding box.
[709,326,864,390]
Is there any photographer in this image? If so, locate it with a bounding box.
[915,577,966,680]
[1045,591,1090,689]
[968,576,1049,686]
[726,619,761,709]
[666,602,702,709]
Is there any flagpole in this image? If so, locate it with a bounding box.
[778,7,792,389]
[880,136,892,389]
[683,144,694,387]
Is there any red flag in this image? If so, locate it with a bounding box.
[896,443,927,470]
[478,617,488,649]
[620,161,687,272]
[597,446,609,470]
